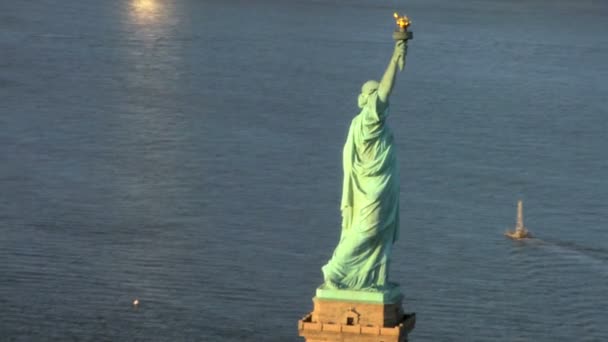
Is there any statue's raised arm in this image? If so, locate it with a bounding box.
[377,40,407,109]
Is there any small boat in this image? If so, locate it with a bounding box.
[505,200,532,239]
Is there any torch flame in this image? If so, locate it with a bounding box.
[393,12,411,29]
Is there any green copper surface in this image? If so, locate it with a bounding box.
[316,283,402,304]
[321,40,408,291]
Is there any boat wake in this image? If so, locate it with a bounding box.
[530,237,608,277]
[537,238,608,262]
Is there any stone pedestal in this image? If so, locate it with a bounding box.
[298,286,415,342]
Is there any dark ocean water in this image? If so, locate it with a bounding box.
[1,0,607,341]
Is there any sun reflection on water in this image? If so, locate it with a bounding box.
[131,0,161,24]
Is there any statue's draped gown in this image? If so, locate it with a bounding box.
[322,92,400,290]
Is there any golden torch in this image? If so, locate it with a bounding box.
[392,12,413,70]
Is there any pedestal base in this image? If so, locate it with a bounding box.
[298,287,415,342]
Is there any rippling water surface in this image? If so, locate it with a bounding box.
[1,0,607,341]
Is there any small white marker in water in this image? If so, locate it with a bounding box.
[133,298,140,307]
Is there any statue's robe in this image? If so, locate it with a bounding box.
[322,92,400,290]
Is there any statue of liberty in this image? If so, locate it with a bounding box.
[322,40,408,291]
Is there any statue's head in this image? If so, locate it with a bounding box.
[358,80,379,109]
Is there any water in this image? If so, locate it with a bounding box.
[1,0,607,340]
